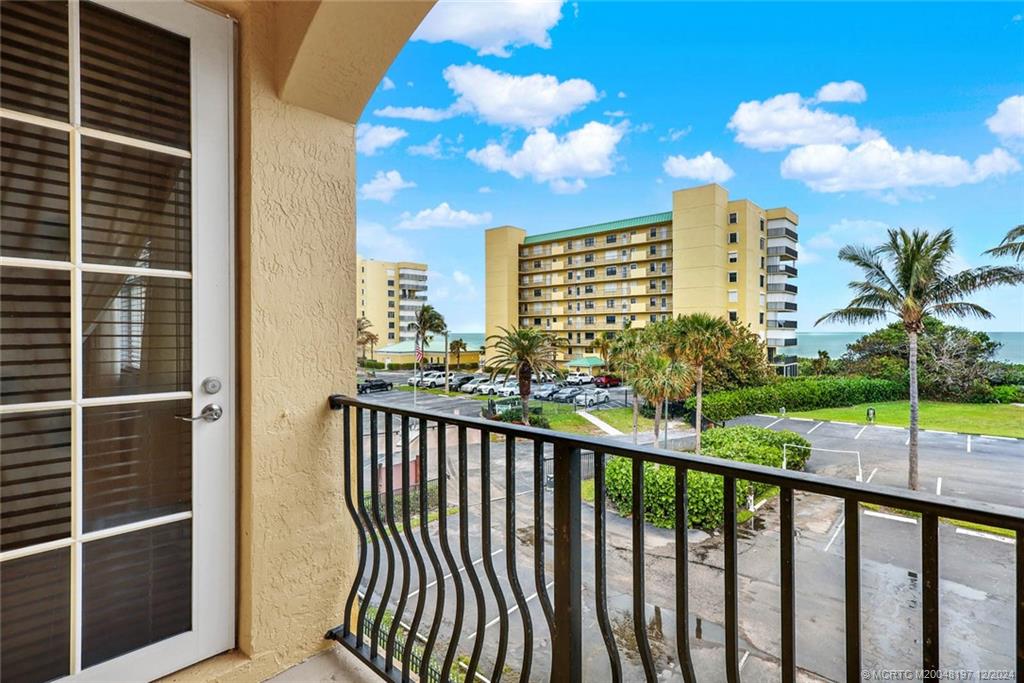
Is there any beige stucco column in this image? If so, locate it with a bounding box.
[166,2,432,680]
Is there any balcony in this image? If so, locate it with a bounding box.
[767,226,798,241]
[767,245,798,260]
[326,395,1023,682]
[770,354,799,366]
[767,335,799,347]
[767,264,798,277]
[767,319,798,329]
[767,283,798,295]
[768,301,798,312]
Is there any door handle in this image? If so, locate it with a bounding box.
[176,403,223,422]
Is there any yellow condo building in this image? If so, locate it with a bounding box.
[485,184,800,375]
[357,256,429,346]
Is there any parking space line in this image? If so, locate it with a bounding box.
[875,425,903,431]
[755,414,777,418]
[864,510,918,525]
[765,417,785,428]
[822,467,876,554]
[407,549,504,600]
[854,425,867,440]
[935,477,942,496]
[954,528,1015,545]
[790,417,813,422]
[831,421,857,426]
[979,435,1016,442]
[468,580,554,640]
[967,435,971,453]
[926,429,956,435]
[738,651,750,671]
[807,421,824,434]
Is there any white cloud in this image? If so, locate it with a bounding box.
[373,105,454,122]
[728,90,878,151]
[658,126,692,143]
[381,76,396,91]
[408,135,444,158]
[1014,13,1023,22]
[781,138,1021,193]
[357,221,419,261]
[355,123,407,156]
[604,110,627,118]
[799,218,891,264]
[986,95,1024,150]
[413,0,564,57]
[813,80,867,104]
[478,185,493,193]
[358,170,415,202]
[397,202,493,230]
[427,269,483,331]
[663,152,735,184]
[468,121,626,192]
[617,91,627,99]
[452,270,473,287]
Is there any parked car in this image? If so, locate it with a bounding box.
[422,371,456,388]
[573,388,610,407]
[532,371,558,383]
[460,377,488,393]
[552,387,584,403]
[593,374,621,388]
[450,374,476,390]
[493,379,519,397]
[564,372,593,386]
[533,383,560,400]
[474,377,506,395]
[408,371,442,387]
[357,378,393,394]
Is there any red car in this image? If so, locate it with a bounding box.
[593,375,622,388]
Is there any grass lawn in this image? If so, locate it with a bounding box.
[535,402,601,435]
[593,406,655,435]
[395,385,488,400]
[785,400,1024,438]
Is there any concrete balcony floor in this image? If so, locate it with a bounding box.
[265,647,378,683]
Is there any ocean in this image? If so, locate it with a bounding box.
[794,331,1024,364]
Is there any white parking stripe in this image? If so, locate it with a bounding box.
[926,429,956,435]
[469,580,555,640]
[755,414,777,418]
[407,549,504,599]
[864,510,918,525]
[954,528,1015,545]
[967,435,972,453]
[876,425,903,431]
[807,421,824,434]
[980,435,1016,442]
[765,417,785,428]
[831,421,857,426]
[822,467,876,554]
[739,651,750,670]
[935,477,942,496]
[790,417,813,422]
[854,425,867,440]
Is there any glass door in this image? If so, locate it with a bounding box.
[1,1,234,680]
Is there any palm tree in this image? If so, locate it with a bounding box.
[666,314,735,454]
[361,331,379,362]
[356,316,374,360]
[486,327,563,423]
[450,338,468,368]
[810,350,830,376]
[592,331,614,370]
[631,351,693,441]
[818,227,1023,490]
[609,327,648,443]
[407,305,446,381]
[985,224,1024,261]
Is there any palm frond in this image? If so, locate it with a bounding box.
[984,224,1024,260]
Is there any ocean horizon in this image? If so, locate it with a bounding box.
[794,331,1024,364]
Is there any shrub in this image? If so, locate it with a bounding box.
[685,376,906,422]
[991,384,1024,404]
[493,408,550,429]
[701,425,812,470]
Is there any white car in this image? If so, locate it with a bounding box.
[473,378,504,395]
[408,371,441,387]
[573,388,609,407]
[460,377,488,393]
[493,379,519,397]
[565,372,593,386]
[422,372,456,388]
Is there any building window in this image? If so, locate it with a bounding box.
[606,315,616,324]
[650,314,657,322]
[585,253,595,263]
[630,263,637,269]
[387,311,395,318]
[606,266,617,276]
[760,293,766,306]
[568,346,573,354]
[729,232,738,244]
[661,263,667,273]
[649,228,657,238]
[630,298,636,304]
[630,314,637,321]
[606,234,616,244]
[759,312,765,324]
[585,332,595,340]
[728,311,738,322]
[584,237,595,247]
[729,212,738,224]
[650,297,657,306]
[661,297,667,307]
[760,218,765,231]
[607,299,616,308]
[568,271,574,280]
[388,322,395,329]
[585,301,595,310]
[387,290,394,297]
[760,257,765,269]
[760,237,766,250]
[585,269,595,278]
[567,256,574,265]
[534,260,541,268]
[387,279,394,286]
[728,290,739,303]
[649,245,656,255]
[567,240,574,249]
[585,316,595,324]
[728,271,738,283]
[388,301,395,308]
[534,289,542,296]
[759,275,765,287]
[728,251,738,263]
[388,333,395,340]
[534,318,542,325]
[584,285,594,294]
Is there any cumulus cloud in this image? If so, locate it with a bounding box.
[813,80,867,104]
[728,91,878,151]
[408,135,444,158]
[617,91,627,99]
[355,123,407,155]
[658,126,692,143]
[373,105,454,122]
[413,0,563,57]
[798,218,891,264]
[986,95,1024,150]
[478,185,493,193]
[468,121,626,193]
[380,76,396,91]
[604,110,627,118]
[358,170,415,202]
[663,152,735,184]
[781,139,1021,193]
[397,202,493,230]
[357,221,419,261]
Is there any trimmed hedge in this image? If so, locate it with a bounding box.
[604,426,812,529]
[684,377,907,422]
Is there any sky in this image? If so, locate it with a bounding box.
[355,1,1024,334]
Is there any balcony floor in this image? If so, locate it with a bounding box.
[265,646,379,683]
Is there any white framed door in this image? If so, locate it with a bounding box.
[0,1,235,681]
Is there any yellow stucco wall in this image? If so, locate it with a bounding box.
[671,184,729,314]
[484,226,526,351]
[163,1,432,681]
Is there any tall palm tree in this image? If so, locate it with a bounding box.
[609,327,648,443]
[407,305,446,381]
[810,350,830,376]
[486,327,563,423]
[985,224,1024,261]
[631,351,693,441]
[450,338,468,368]
[361,331,379,362]
[818,227,1023,490]
[356,316,374,360]
[666,313,735,454]
[592,331,614,370]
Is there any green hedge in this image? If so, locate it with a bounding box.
[684,377,907,422]
[604,426,811,530]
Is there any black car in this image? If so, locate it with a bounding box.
[450,374,476,390]
[357,378,393,394]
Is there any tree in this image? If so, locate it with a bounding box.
[609,327,650,443]
[592,331,614,370]
[817,227,1023,490]
[701,322,774,392]
[407,305,446,381]
[486,327,563,423]
[810,350,831,376]
[664,314,735,454]
[631,351,693,441]
[985,224,1024,261]
[450,338,468,368]
[356,317,374,360]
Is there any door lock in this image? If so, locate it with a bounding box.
[176,404,223,423]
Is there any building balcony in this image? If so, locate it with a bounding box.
[767,245,798,260]
[767,283,798,294]
[767,226,798,241]
[767,335,799,346]
[767,319,798,329]
[767,264,798,277]
[770,353,799,366]
[768,301,798,312]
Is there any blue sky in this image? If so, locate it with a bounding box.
[356,1,1024,334]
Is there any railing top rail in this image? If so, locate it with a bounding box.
[329,394,1024,529]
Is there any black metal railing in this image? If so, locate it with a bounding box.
[326,394,1023,683]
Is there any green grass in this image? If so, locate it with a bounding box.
[593,406,655,435]
[538,402,601,435]
[581,478,595,503]
[785,400,1024,438]
[395,385,489,400]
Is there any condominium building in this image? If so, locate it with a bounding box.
[357,256,428,344]
[485,183,799,375]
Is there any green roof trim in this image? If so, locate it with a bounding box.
[377,332,485,355]
[522,211,672,244]
[566,356,605,368]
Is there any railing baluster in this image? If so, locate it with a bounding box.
[921,511,939,678]
[505,437,534,683]
[724,475,739,683]
[341,406,367,640]
[481,431,510,681]
[533,440,555,638]
[596,452,623,683]
[553,441,582,683]
[674,465,695,683]
[1016,524,1023,682]
[437,424,465,682]
[367,410,385,661]
[418,418,446,681]
[461,427,488,681]
[383,413,405,671]
[780,487,796,683]
[401,416,427,681]
[845,497,861,683]
[631,457,657,683]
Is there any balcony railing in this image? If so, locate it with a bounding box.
[767,246,798,260]
[767,226,798,241]
[325,395,1024,683]
[767,283,798,294]
[767,264,798,277]
[767,319,798,329]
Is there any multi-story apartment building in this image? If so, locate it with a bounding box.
[485,184,800,375]
[357,256,428,345]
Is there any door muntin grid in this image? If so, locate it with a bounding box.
[0,1,203,679]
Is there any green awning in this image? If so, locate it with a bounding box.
[566,356,605,368]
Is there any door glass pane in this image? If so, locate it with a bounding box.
[0,267,72,405]
[1,120,71,261]
[83,399,191,532]
[82,273,191,398]
[0,0,70,121]
[81,136,191,271]
[0,547,72,683]
[79,1,190,150]
[1,410,72,551]
[82,520,192,668]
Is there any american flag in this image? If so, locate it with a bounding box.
[415,339,423,362]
